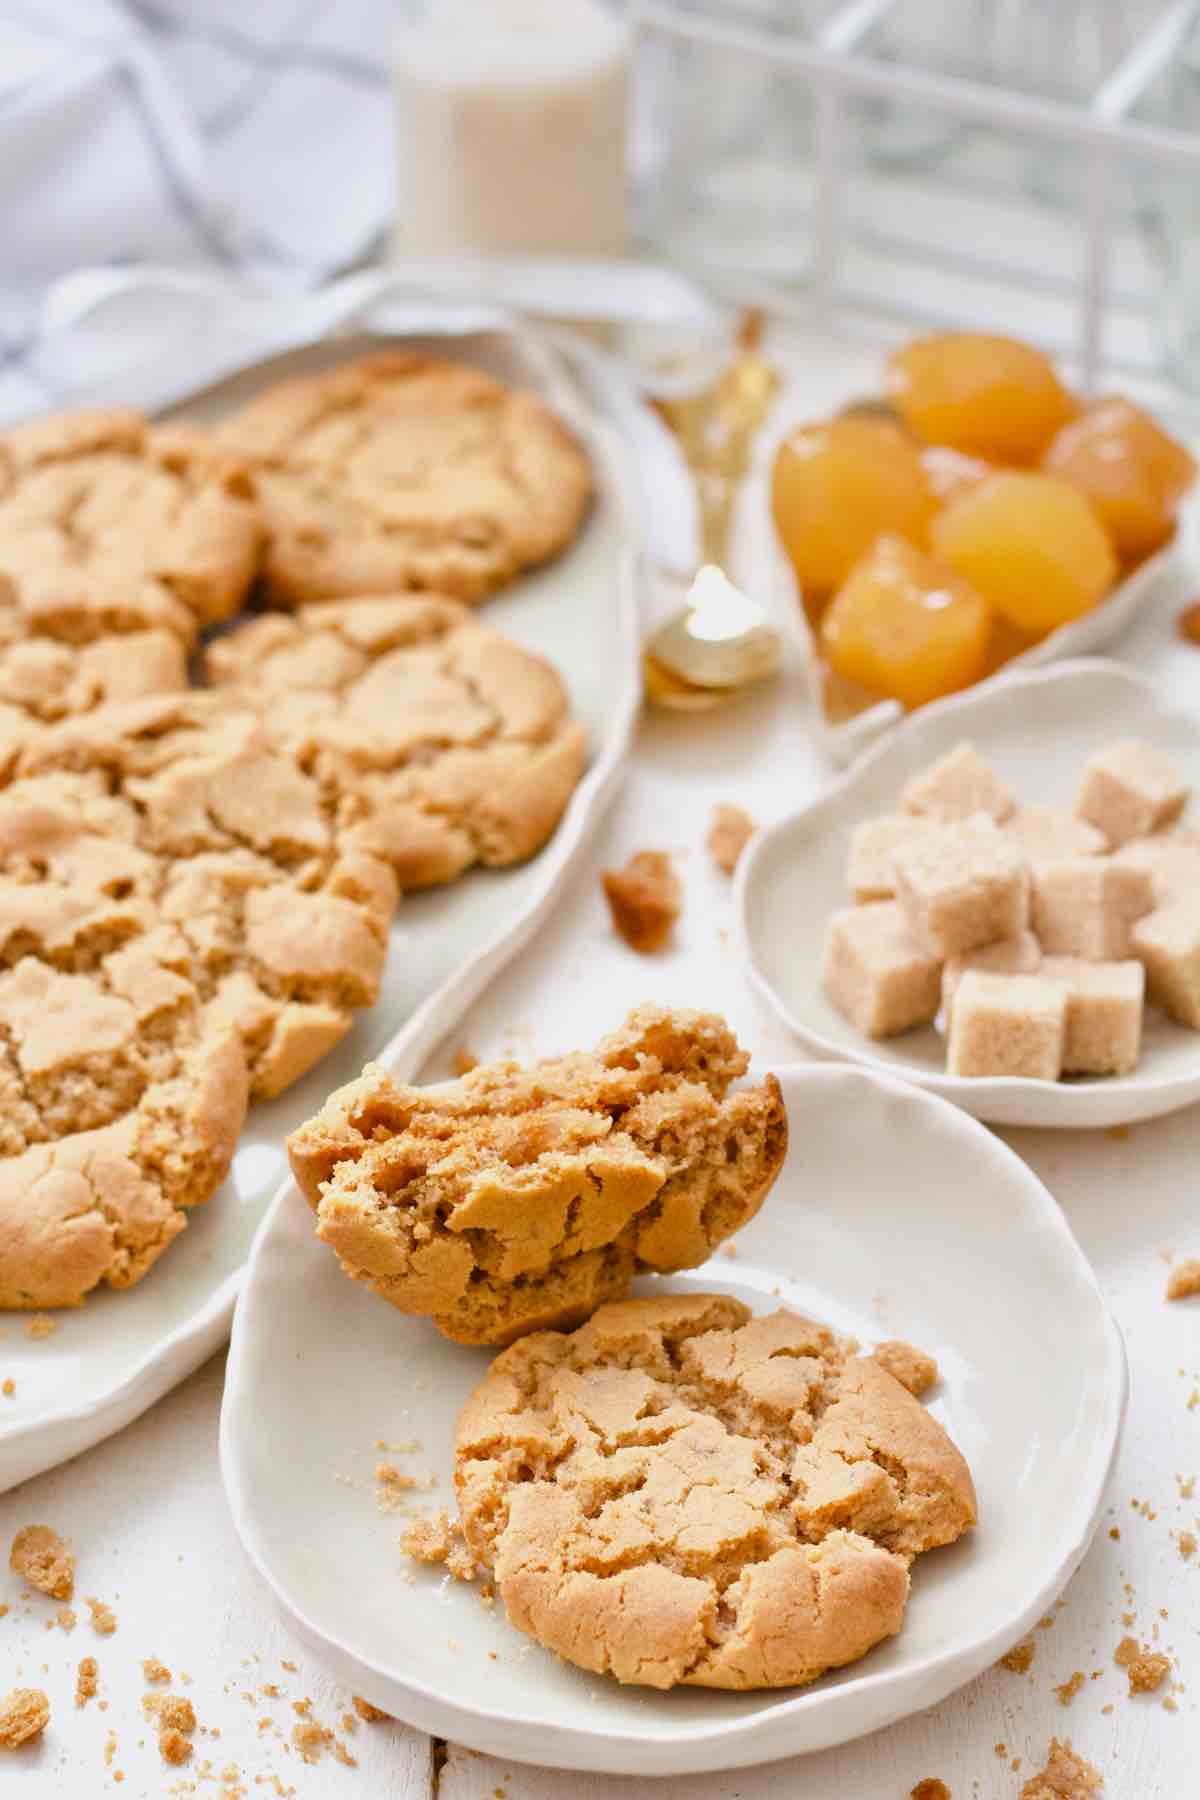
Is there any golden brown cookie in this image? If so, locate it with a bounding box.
[205,593,586,890]
[0,693,396,1308]
[287,1007,786,1344]
[454,1293,976,1690]
[5,693,396,1100]
[0,410,260,725]
[217,352,591,606]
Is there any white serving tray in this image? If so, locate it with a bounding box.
[0,326,645,1494]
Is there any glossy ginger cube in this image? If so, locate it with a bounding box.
[887,333,1076,463]
[931,471,1117,637]
[1044,396,1196,563]
[771,417,935,598]
[820,536,992,711]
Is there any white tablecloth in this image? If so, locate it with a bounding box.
[2,320,1198,1797]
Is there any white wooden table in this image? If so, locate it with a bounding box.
[3,334,1200,1798]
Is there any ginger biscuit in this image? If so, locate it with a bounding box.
[218,352,591,606]
[454,1293,976,1689]
[288,1007,786,1345]
[206,594,585,890]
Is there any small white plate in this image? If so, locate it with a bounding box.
[221,1062,1125,1777]
[0,326,645,1494]
[736,660,1200,1129]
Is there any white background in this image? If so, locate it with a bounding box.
[2,328,1199,1797]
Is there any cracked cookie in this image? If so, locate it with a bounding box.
[287,1007,787,1345]
[217,351,592,605]
[4,693,396,1101]
[205,593,586,889]
[454,1293,976,1689]
[0,411,260,741]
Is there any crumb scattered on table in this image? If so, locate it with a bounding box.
[142,1657,171,1684]
[1054,1671,1086,1706]
[706,804,757,875]
[452,1045,478,1076]
[872,1339,939,1397]
[1020,1738,1103,1798]
[74,1659,98,1708]
[1114,1636,1171,1694]
[10,1525,74,1600]
[24,1316,56,1340]
[1178,1530,1196,1559]
[1167,1258,1200,1302]
[352,1695,389,1723]
[2,1380,14,1398]
[911,1781,951,1800]
[1178,601,1200,646]
[0,1687,48,1748]
[1000,1640,1036,1674]
[85,1597,116,1635]
[292,1720,332,1764]
[602,850,681,952]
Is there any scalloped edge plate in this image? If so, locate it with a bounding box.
[0,325,644,1493]
[736,659,1200,1128]
[221,1062,1125,1775]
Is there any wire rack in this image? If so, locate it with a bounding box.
[632,0,1200,422]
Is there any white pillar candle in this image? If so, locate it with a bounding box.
[391,0,630,260]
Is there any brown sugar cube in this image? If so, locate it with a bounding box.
[1005,805,1108,868]
[1113,836,1200,908]
[893,823,1029,958]
[1032,858,1154,960]
[902,741,1015,824]
[942,930,1041,1009]
[846,814,937,904]
[821,903,942,1039]
[1076,739,1188,847]
[1133,898,1200,1028]
[602,851,680,953]
[947,973,1066,1081]
[1039,957,1145,1075]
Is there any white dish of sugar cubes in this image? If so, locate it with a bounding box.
[736,661,1200,1128]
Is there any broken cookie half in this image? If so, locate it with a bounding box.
[287,1006,787,1345]
[453,1293,977,1690]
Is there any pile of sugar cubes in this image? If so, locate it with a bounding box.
[822,739,1200,1080]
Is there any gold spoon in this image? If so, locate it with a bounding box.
[644,312,783,711]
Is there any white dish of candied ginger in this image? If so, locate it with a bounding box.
[736,661,1200,1128]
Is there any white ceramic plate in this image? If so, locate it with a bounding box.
[0,328,644,1494]
[221,1062,1125,1777]
[737,659,1200,1129]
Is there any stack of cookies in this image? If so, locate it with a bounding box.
[0,353,594,1308]
[287,1006,978,1695]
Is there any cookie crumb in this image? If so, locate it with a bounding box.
[55,1607,75,1633]
[292,1721,332,1764]
[10,1525,74,1600]
[1167,1258,1200,1301]
[24,1316,56,1340]
[1178,600,1200,646]
[1000,1640,1036,1674]
[85,1596,116,1635]
[707,804,756,875]
[1020,1738,1103,1798]
[1178,1530,1196,1559]
[3,1380,14,1397]
[1108,1527,1120,1539]
[142,1658,171,1684]
[1054,1671,1086,1706]
[351,1696,389,1723]
[159,1727,192,1766]
[331,1737,357,1767]
[1114,1637,1171,1694]
[0,1686,49,1747]
[602,851,681,952]
[872,1339,939,1396]
[911,1782,951,1800]
[452,1046,478,1076]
